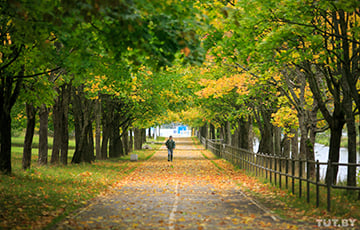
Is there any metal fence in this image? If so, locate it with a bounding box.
[198,135,360,211]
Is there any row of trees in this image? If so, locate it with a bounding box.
[0,0,207,174]
[2,0,359,189]
[190,0,359,187]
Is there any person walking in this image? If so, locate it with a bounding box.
[165,136,176,162]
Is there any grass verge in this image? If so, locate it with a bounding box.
[0,144,159,230]
[238,169,360,218]
[146,136,166,143]
[11,135,76,149]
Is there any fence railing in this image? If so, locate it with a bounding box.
[198,134,360,212]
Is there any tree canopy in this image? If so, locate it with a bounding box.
[1,0,360,189]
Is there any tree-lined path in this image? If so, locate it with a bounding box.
[54,138,312,229]
[2,1,359,228]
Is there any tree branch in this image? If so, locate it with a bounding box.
[0,45,23,72]
[272,15,360,46]
[11,67,62,79]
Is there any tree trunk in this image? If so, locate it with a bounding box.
[22,103,37,170]
[240,117,250,150]
[95,98,101,160]
[290,128,298,158]
[326,109,345,185]
[100,95,113,160]
[71,86,94,164]
[343,94,357,187]
[298,112,309,160]
[134,128,142,150]
[88,124,95,161]
[231,124,239,148]
[274,126,281,156]
[0,59,23,174]
[327,126,342,185]
[122,126,129,155]
[129,129,133,153]
[219,124,225,142]
[38,104,49,165]
[142,128,146,144]
[148,128,151,138]
[305,138,315,178]
[282,135,291,158]
[0,110,12,174]
[308,104,318,178]
[216,127,221,139]
[109,112,122,158]
[72,115,93,164]
[200,124,208,139]
[234,117,251,150]
[257,107,274,154]
[118,135,124,156]
[51,89,61,164]
[210,123,215,140]
[248,120,254,152]
[60,84,70,165]
[73,102,81,158]
[226,121,231,145]
[101,125,110,159]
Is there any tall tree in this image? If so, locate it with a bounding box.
[22,103,37,170]
[38,104,49,165]
[0,0,71,173]
[71,86,95,164]
[204,0,359,185]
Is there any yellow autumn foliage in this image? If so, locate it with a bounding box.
[196,72,250,99]
[271,106,299,136]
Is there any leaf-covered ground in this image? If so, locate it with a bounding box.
[0,147,156,230]
[54,138,317,229]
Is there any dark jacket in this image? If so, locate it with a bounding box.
[165,139,176,150]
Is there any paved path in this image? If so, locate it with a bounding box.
[55,138,312,229]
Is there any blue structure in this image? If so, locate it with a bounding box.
[177,125,187,134]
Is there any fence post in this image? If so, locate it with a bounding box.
[265,154,268,180]
[269,154,272,184]
[243,150,246,171]
[250,153,253,174]
[261,155,264,177]
[245,151,248,171]
[233,147,235,166]
[316,160,320,208]
[243,150,245,170]
[253,153,255,173]
[219,143,222,158]
[279,157,282,189]
[220,144,222,157]
[205,138,208,150]
[255,153,258,177]
[306,159,310,203]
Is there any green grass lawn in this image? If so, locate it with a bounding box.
[11,135,76,149]
[246,173,360,222]
[146,136,166,142]
[0,137,159,230]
